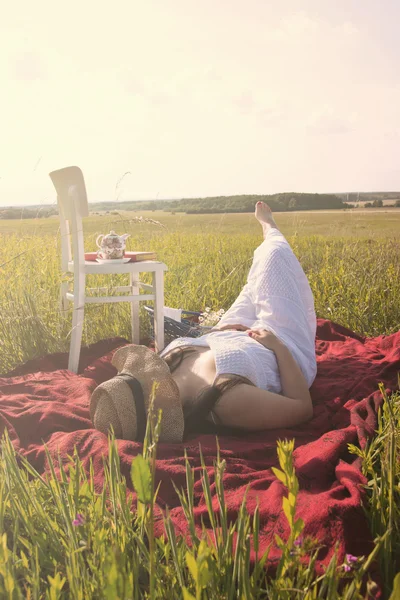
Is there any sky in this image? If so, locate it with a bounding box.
[1,0,400,206]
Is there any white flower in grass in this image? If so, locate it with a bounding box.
[200,308,225,327]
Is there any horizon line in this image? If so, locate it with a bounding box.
[2,189,400,209]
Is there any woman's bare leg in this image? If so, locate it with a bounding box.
[217,202,280,329]
[254,200,278,238]
[247,203,317,386]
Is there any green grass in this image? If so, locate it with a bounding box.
[349,384,400,597]
[0,211,399,374]
[0,210,399,597]
[1,207,400,238]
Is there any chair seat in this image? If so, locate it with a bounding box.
[67,260,167,274]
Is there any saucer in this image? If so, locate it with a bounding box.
[96,257,131,264]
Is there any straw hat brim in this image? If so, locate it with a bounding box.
[90,345,184,443]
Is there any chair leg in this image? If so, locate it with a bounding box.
[130,272,140,344]
[68,274,85,373]
[152,270,165,352]
[60,281,69,317]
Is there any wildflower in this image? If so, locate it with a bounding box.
[343,563,352,573]
[72,513,85,526]
[294,537,303,547]
[346,554,358,564]
[343,553,358,572]
[289,536,303,555]
[199,307,225,327]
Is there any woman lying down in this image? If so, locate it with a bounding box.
[90,202,317,443]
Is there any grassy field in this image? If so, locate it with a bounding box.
[1,207,400,237]
[0,209,399,597]
[0,209,399,374]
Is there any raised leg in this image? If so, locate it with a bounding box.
[152,269,165,352]
[214,203,282,330]
[68,271,85,373]
[215,283,256,329]
[220,202,316,370]
[254,200,278,238]
[249,225,316,341]
[248,204,317,385]
[130,271,140,344]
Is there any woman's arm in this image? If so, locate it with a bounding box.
[213,383,313,430]
[211,328,314,430]
[210,324,250,332]
[248,329,311,404]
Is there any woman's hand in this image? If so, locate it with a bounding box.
[248,329,312,406]
[247,328,281,351]
[211,324,250,332]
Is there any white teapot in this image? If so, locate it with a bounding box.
[96,230,130,260]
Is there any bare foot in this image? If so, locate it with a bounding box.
[255,201,277,238]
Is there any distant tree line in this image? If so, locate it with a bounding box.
[91,193,350,214]
[2,192,400,219]
[0,207,58,220]
[167,193,347,214]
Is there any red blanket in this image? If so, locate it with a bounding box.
[1,319,399,574]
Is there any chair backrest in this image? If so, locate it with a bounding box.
[49,166,89,271]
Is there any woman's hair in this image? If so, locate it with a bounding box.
[162,346,252,436]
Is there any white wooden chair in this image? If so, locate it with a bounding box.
[49,166,167,373]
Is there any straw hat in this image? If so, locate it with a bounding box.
[90,345,184,443]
